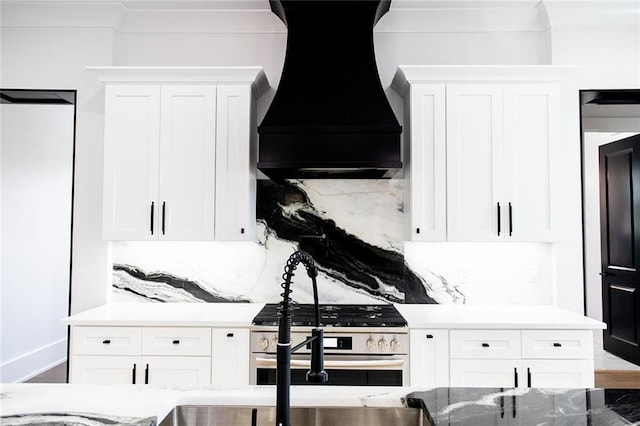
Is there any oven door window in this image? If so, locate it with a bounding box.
[256,368,402,386]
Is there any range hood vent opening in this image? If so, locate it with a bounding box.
[258,0,402,180]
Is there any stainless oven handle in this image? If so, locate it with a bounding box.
[255,357,404,369]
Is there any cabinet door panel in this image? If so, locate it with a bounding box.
[159,85,216,240]
[408,85,446,241]
[450,359,520,388]
[503,84,559,241]
[143,356,211,385]
[212,328,250,386]
[447,84,504,241]
[409,329,449,387]
[215,86,255,241]
[70,355,140,384]
[524,359,594,388]
[103,85,160,240]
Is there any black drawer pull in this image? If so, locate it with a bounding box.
[426,334,433,339]
[145,364,149,384]
[132,364,136,384]
[481,343,490,348]
[172,339,180,345]
[102,339,111,345]
[416,228,421,234]
[227,333,234,338]
[553,342,562,347]
[240,228,245,234]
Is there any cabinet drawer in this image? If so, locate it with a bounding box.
[521,330,593,359]
[142,327,211,356]
[450,330,521,359]
[72,327,142,355]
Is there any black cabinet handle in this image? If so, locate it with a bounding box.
[132,364,136,384]
[553,342,562,347]
[161,201,166,235]
[508,202,513,236]
[481,342,490,348]
[416,228,421,234]
[145,364,149,384]
[172,339,180,345]
[527,367,532,388]
[102,339,111,345]
[226,333,234,338]
[150,202,155,235]
[514,367,518,387]
[240,228,245,234]
[497,203,501,236]
[426,334,434,339]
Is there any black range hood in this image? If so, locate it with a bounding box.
[258,0,402,180]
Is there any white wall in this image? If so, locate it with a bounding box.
[1,1,638,320]
[0,104,74,382]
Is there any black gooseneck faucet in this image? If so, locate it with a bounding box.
[276,250,328,426]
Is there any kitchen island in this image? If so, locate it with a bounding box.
[2,384,639,425]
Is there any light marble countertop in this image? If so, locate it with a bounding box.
[63,302,606,330]
[63,303,266,327]
[0,383,411,425]
[395,304,606,330]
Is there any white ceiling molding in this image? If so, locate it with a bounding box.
[377,6,549,33]
[0,1,127,29]
[542,0,640,28]
[1,0,636,32]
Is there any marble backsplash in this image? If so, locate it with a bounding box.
[112,179,463,304]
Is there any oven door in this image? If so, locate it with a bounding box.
[252,354,407,386]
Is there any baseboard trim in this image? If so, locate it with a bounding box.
[595,370,640,389]
[0,338,67,383]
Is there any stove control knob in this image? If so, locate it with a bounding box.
[378,338,387,351]
[271,336,278,348]
[366,338,376,351]
[390,338,400,352]
[259,337,269,351]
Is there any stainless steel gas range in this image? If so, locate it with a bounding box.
[250,304,409,386]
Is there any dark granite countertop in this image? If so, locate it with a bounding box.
[407,388,640,425]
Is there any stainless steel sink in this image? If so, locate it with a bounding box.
[158,405,426,426]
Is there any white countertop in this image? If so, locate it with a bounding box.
[395,304,606,330]
[63,303,265,327]
[0,383,411,424]
[63,302,605,330]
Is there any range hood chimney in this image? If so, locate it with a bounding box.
[258,0,402,180]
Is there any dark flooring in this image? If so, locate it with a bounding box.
[25,361,67,383]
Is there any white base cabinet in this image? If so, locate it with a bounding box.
[409,329,449,387]
[69,326,251,386]
[410,328,595,388]
[211,328,250,386]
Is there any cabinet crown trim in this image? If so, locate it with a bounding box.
[88,66,269,97]
[391,65,577,96]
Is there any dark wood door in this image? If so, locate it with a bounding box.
[599,134,640,365]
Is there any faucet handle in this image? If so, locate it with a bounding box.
[306,328,328,384]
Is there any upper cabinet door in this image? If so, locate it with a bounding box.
[446,84,504,241]
[503,84,559,241]
[408,84,446,241]
[214,85,255,241]
[103,85,161,240]
[159,85,216,240]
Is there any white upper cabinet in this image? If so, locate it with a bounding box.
[94,67,268,241]
[159,85,217,240]
[446,84,505,241]
[392,66,563,242]
[103,85,161,240]
[404,84,447,241]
